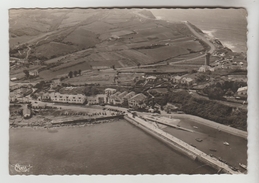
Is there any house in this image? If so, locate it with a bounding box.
[181,77,194,86]
[117,91,128,100]
[10,77,18,81]
[108,91,123,105]
[146,76,157,82]
[198,65,215,72]
[172,76,182,84]
[96,94,107,104]
[49,92,86,104]
[105,88,117,97]
[86,94,108,105]
[37,93,50,102]
[51,79,61,88]
[123,92,136,103]
[29,69,39,76]
[236,86,247,98]
[87,96,98,105]
[128,93,147,108]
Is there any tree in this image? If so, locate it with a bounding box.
[207,87,224,99]
[78,69,81,75]
[68,71,73,78]
[23,70,29,78]
[137,63,141,68]
[60,76,65,81]
[74,70,78,77]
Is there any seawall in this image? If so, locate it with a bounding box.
[51,115,124,125]
[124,114,241,174]
[163,113,247,139]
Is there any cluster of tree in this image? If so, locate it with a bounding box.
[182,97,247,131]
[202,81,247,99]
[149,91,247,131]
[68,70,82,78]
[84,86,100,96]
[34,81,48,90]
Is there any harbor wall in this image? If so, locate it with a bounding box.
[163,114,247,139]
[124,114,239,174]
[51,115,124,125]
[124,115,197,161]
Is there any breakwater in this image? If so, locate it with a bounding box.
[124,113,241,174]
[51,115,124,125]
[163,114,247,139]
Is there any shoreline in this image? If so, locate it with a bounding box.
[9,117,122,129]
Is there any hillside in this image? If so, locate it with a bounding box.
[9,9,213,80]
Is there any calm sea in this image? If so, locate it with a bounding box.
[151,9,247,53]
[9,120,216,175]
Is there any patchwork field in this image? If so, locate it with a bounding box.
[9,9,223,82]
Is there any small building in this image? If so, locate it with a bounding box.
[128,93,147,108]
[146,76,157,82]
[87,96,98,105]
[29,69,39,76]
[96,94,107,104]
[23,104,32,119]
[10,77,18,81]
[123,91,136,103]
[37,93,50,102]
[105,88,117,97]
[181,77,194,86]
[117,91,128,100]
[198,65,215,72]
[236,86,247,98]
[172,76,182,84]
[51,79,61,88]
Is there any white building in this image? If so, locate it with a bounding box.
[105,88,117,97]
[198,65,215,72]
[172,76,182,83]
[181,77,194,86]
[236,86,247,97]
[49,92,86,104]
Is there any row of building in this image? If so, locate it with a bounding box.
[144,75,194,86]
[36,88,148,109]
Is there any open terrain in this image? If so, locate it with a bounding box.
[9,9,217,81]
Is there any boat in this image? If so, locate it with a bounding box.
[239,163,247,170]
[223,141,230,146]
[209,149,217,152]
[195,138,203,142]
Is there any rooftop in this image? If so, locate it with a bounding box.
[129,93,147,102]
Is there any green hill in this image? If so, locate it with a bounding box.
[9,9,209,80]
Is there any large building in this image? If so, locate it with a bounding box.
[49,92,86,104]
[123,92,136,103]
[87,94,107,105]
[128,93,147,108]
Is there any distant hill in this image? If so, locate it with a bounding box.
[9,9,210,79]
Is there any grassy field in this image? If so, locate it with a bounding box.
[64,70,117,85]
[10,9,212,82]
